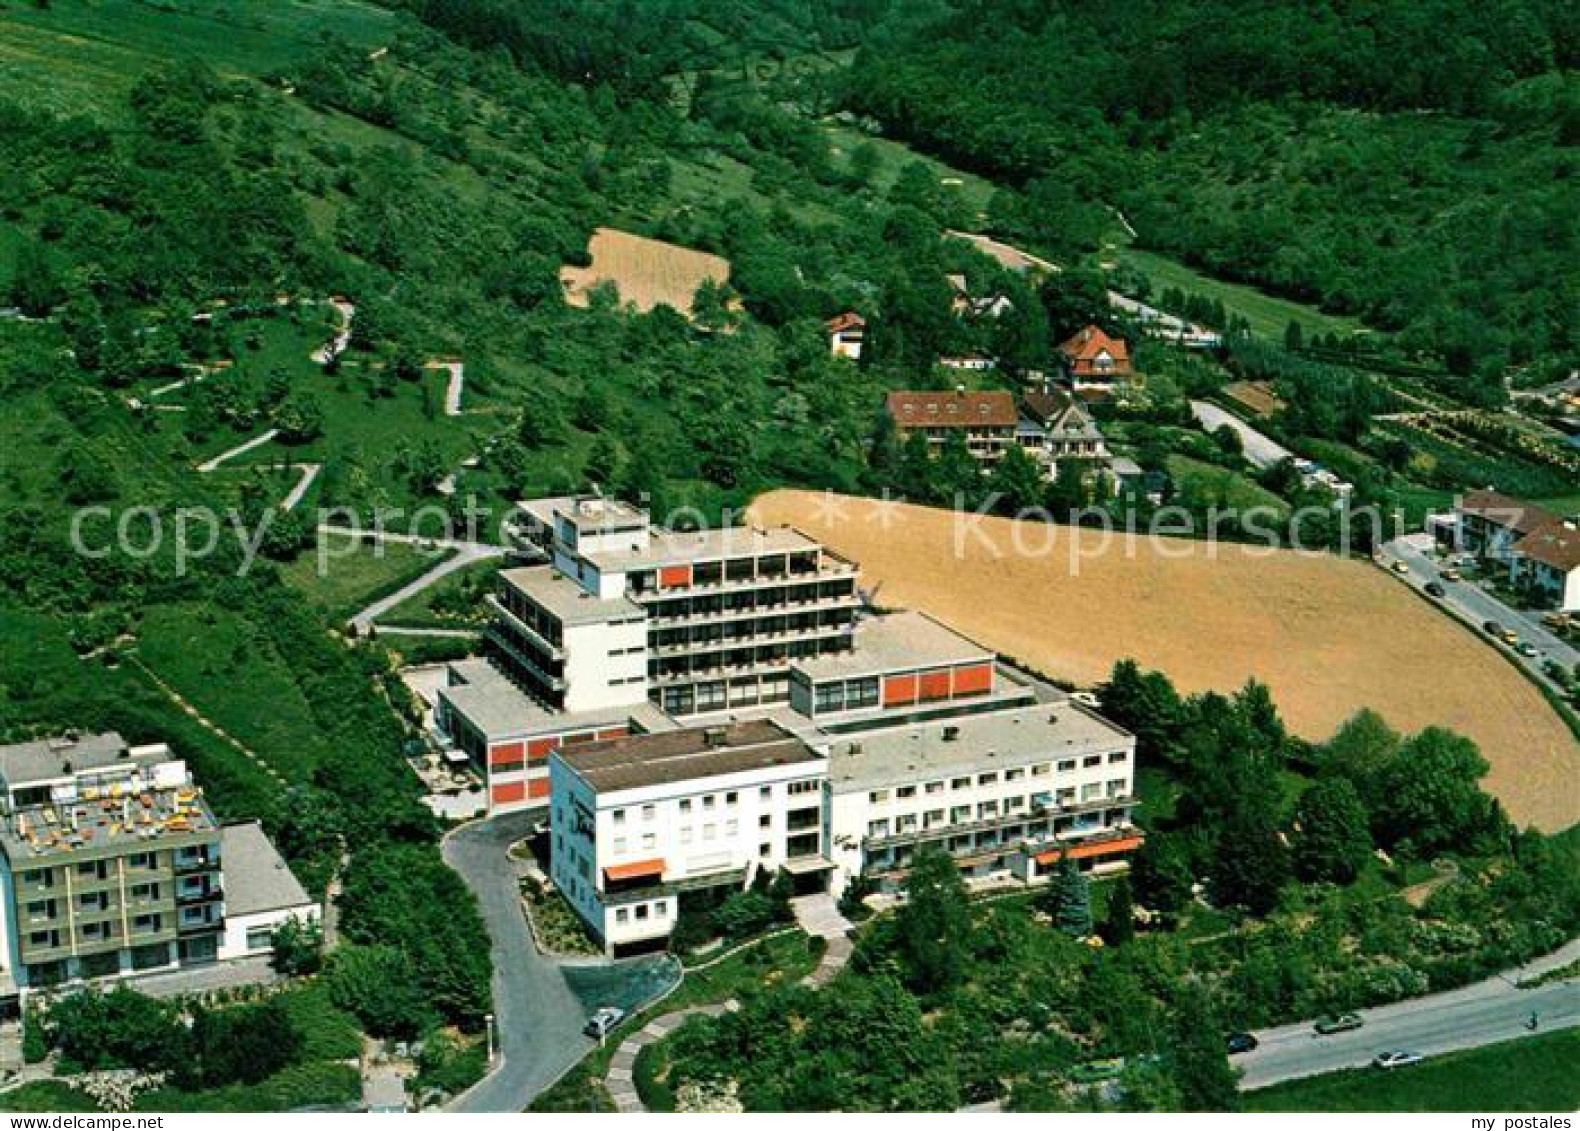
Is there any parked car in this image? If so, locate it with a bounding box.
[1424,582,1446,598]
[1441,568,1462,582]
[1373,1050,1424,1070]
[1391,560,1411,574]
[1542,612,1570,630]
[1501,629,1520,646]
[1314,1013,1363,1035]
[1484,620,1504,636]
[583,1005,626,1039]
[1517,642,1539,657]
[1225,1032,1259,1054]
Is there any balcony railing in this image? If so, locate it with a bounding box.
[863,795,1132,851]
[598,865,748,906]
[644,592,860,629]
[486,596,565,658]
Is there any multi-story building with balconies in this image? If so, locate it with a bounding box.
[0,732,316,1003]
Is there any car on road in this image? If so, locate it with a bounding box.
[1225,1032,1259,1054]
[1517,641,1539,657]
[1314,1012,1363,1035]
[1483,620,1504,636]
[1441,568,1462,582]
[1391,560,1411,574]
[1500,629,1520,646]
[1373,1050,1424,1070]
[1424,582,1446,598]
[1542,612,1570,631]
[583,1005,626,1039]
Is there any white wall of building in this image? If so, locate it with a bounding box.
[562,616,649,712]
[218,905,320,963]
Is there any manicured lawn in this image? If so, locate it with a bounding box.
[278,535,450,623]
[1245,1029,1580,1112]
[378,556,498,628]
[0,1082,101,1112]
[1117,247,1362,342]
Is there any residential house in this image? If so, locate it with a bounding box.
[825,312,865,361]
[886,388,1019,467]
[1511,519,1580,611]
[1456,489,1559,564]
[1021,388,1109,465]
[1058,325,1132,395]
[946,274,1014,319]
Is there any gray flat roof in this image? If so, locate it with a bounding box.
[792,611,992,682]
[439,660,673,741]
[0,732,158,786]
[559,719,823,794]
[581,524,831,573]
[828,699,1132,793]
[220,822,315,917]
[498,565,643,625]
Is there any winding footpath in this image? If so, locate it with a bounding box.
[315,524,509,634]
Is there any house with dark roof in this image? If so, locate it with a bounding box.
[1021,388,1109,465]
[1511,518,1580,611]
[1456,489,1560,564]
[1057,325,1131,394]
[886,388,1019,467]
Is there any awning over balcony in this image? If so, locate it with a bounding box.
[1034,834,1143,867]
[604,858,665,883]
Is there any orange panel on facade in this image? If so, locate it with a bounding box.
[604,858,665,882]
[526,736,560,762]
[658,564,693,588]
[951,663,993,695]
[491,781,527,806]
[917,670,951,701]
[527,777,551,799]
[596,727,629,741]
[1034,835,1143,868]
[882,673,917,707]
[489,742,525,767]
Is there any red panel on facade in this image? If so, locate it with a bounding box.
[526,736,560,762]
[658,564,693,588]
[882,674,917,707]
[527,776,551,799]
[596,726,629,741]
[491,781,527,806]
[1034,835,1143,868]
[489,742,525,767]
[951,663,993,696]
[917,670,951,701]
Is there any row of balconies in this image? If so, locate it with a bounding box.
[642,590,859,629]
[650,618,858,657]
[861,795,1132,850]
[648,633,854,685]
[488,596,566,659]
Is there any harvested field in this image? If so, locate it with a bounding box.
[749,490,1580,832]
[559,227,732,317]
[1225,380,1285,418]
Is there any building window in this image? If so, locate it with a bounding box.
[703,795,716,810]
[789,780,819,796]
[703,825,716,841]
[1057,759,1076,773]
[759,786,772,800]
[616,909,629,924]
[725,792,738,806]
[654,902,668,919]
[1109,751,1128,763]
[1031,763,1050,777]
[613,837,627,854]
[759,814,771,828]
[26,900,53,920]
[641,833,656,849]
[679,799,691,813]
[868,819,889,837]
[613,809,627,825]
[926,781,944,795]
[1083,755,1102,768]
[759,843,771,857]
[1006,768,1025,781]
[246,926,274,951]
[951,776,971,791]
[868,789,889,804]
[726,820,739,836]
[977,772,998,786]
[642,804,656,820]
[897,785,917,799]
[635,904,649,921]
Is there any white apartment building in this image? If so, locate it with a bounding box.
[549,720,827,954]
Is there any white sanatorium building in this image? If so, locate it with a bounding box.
[437,495,1140,954]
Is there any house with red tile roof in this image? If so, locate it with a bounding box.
[1058,325,1131,393]
[825,311,866,360]
[886,388,1018,467]
[1456,489,1559,563]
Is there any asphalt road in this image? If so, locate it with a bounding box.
[442,810,596,1113]
[1238,938,1580,1089]
[1380,535,1579,675]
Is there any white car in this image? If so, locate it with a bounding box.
[1373,1050,1424,1070]
[584,1005,626,1039]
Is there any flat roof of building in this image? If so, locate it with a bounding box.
[559,719,823,794]
[220,822,314,917]
[498,564,644,625]
[438,659,673,741]
[0,778,219,863]
[792,611,992,683]
[828,699,1132,793]
[0,732,164,787]
[581,524,837,573]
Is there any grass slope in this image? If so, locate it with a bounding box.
[1245,1028,1580,1113]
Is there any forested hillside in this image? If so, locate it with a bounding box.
[837,0,1579,383]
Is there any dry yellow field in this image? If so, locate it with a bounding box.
[750,490,1580,832]
[559,227,732,317]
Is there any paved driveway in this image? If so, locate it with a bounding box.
[1380,536,1579,678]
[443,811,595,1113]
[1238,938,1580,1089]
[1189,400,1293,469]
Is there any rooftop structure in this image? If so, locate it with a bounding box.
[792,610,992,683]
[558,719,820,794]
[219,822,313,919]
